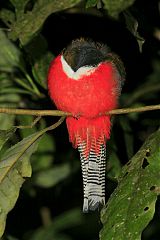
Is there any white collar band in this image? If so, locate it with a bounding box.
[61,55,96,80]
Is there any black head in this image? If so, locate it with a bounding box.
[63,38,110,72]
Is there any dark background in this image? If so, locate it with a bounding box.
[0,0,160,239]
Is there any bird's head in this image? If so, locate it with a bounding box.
[62,38,109,71]
[60,38,125,82]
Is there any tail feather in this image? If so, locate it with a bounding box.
[78,139,106,212]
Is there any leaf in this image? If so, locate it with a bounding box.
[34,163,71,188]
[0,9,15,27]
[17,115,38,138]
[10,0,30,12]
[100,129,160,240]
[107,151,122,180]
[123,11,145,52]
[102,0,136,18]
[0,29,20,71]
[29,208,83,240]
[23,34,54,89]
[0,128,17,151]
[0,29,23,72]
[86,0,98,8]
[8,0,82,45]
[6,235,19,240]
[0,92,21,130]
[24,34,48,62]
[52,208,83,230]
[16,116,55,171]
[0,129,48,237]
[31,133,55,172]
[0,73,29,96]
[0,113,15,131]
[0,118,64,227]
[32,51,54,89]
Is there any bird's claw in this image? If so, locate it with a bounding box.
[73,113,81,120]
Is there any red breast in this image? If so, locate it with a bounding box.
[48,55,119,118]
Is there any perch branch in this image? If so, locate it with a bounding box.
[105,104,160,115]
[0,104,160,117]
[0,108,71,116]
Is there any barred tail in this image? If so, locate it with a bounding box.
[78,140,106,213]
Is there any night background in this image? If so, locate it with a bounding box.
[0,0,160,239]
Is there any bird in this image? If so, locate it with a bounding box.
[48,38,125,212]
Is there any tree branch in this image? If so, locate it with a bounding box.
[106,104,160,115]
[0,108,71,116]
[0,104,160,117]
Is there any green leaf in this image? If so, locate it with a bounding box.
[0,119,65,235]
[100,129,160,240]
[123,11,145,52]
[0,73,27,96]
[0,113,15,131]
[51,208,83,230]
[9,0,82,45]
[22,34,54,89]
[0,128,17,151]
[0,29,23,72]
[34,163,71,188]
[10,0,30,9]
[29,208,83,240]
[32,51,54,89]
[102,0,136,18]
[6,235,19,240]
[0,129,49,237]
[9,0,31,20]
[86,0,98,8]
[17,115,38,138]
[0,92,21,130]
[107,151,122,180]
[0,9,15,27]
[24,34,48,62]
[17,116,55,171]
[31,133,55,172]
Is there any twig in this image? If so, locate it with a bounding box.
[0,104,160,117]
[106,104,160,115]
[0,108,71,116]
[16,116,42,129]
[40,207,52,227]
[43,117,66,133]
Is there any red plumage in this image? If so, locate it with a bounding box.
[48,39,125,212]
[48,55,118,117]
[48,55,119,153]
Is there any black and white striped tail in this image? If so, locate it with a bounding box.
[78,141,106,213]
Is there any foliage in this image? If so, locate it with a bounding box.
[102,0,136,18]
[6,0,82,45]
[0,129,41,236]
[0,0,160,239]
[100,129,160,240]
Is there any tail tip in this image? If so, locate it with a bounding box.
[83,197,105,213]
